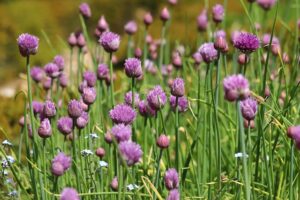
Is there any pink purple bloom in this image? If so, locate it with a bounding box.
[30,67,44,82]
[223,74,250,102]
[76,112,89,129]
[261,34,280,47]
[214,36,228,51]
[124,58,142,78]
[97,64,109,80]
[99,31,120,53]
[118,141,142,166]
[233,32,259,53]
[171,78,185,97]
[44,63,60,78]
[59,73,68,88]
[240,97,258,120]
[60,188,80,200]
[32,101,44,114]
[164,168,179,190]
[43,100,56,118]
[53,55,65,71]
[77,33,86,48]
[97,15,109,32]
[134,48,142,58]
[43,77,52,90]
[57,117,73,135]
[17,33,39,57]
[169,95,188,112]
[147,85,167,110]
[167,189,180,200]
[212,4,224,23]
[138,100,156,117]
[197,9,208,32]
[156,134,170,149]
[68,100,83,118]
[83,71,97,87]
[82,87,97,105]
[144,12,153,26]
[172,52,182,68]
[51,152,71,176]
[38,118,52,138]
[110,177,118,191]
[124,21,138,35]
[111,124,132,143]
[109,104,136,125]
[68,32,77,47]
[79,2,91,18]
[287,126,300,139]
[96,147,106,159]
[198,42,218,63]
[160,7,170,22]
[124,91,140,107]
[193,52,203,65]
[257,0,276,10]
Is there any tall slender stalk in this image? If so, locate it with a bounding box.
[158,24,166,69]
[175,97,180,173]
[237,101,250,200]
[109,53,115,107]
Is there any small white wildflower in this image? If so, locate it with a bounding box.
[85,133,99,140]
[6,156,15,164]
[1,170,8,176]
[5,178,13,184]
[127,184,139,191]
[234,152,248,158]
[2,140,13,147]
[99,161,108,168]
[81,149,94,157]
[8,190,18,197]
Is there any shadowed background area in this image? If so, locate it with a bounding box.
[0,0,296,139]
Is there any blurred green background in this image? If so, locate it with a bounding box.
[0,0,297,140]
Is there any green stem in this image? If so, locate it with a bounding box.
[109,53,115,107]
[127,35,132,58]
[70,48,73,85]
[289,141,294,200]
[158,24,166,69]
[154,149,163,199]
[237,101,250,200]
[175,97,180,173]
[131,77,136,141]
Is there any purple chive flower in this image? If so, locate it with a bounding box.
[78,80,88,94]
[257,0,276,10]
[68,32,77,47]
[193,52,203,65]
[82,87,97,105]
[77,33,86,48]
[164,168,179,190]
[118,141,143,166]
[17,33,39,57]
[53,55,65,71]
[99,31,120,53]
[59,73,68,88]
[124,21,138,35]
[212,4,224,23]
[79,2,91,18]
[97,15,109,32]
[32,101,44,114]
[134,48,142,58]
[83,71,97,87]
[138,100,156,117]
[43,77,52,90]
[57,117,73,135]
[240,97,258,120]
[223,74,250,102]
[233,32,260,54]
[124,58,142,78]
[30,67,44,82]
[60,188,80,200]
[68,100,83,118]
[147,85,167,110]
[51,152,71,176]
[172,52,182,68]
[197,9,208,32]
[76,112,89,129]
[38,118,52,138]
[156,134,170,149]
[214,36,228,51]
[144,12,153,26]
[214,30,226,39]
[168,0,177,6]
[96,147,106,158]
[287,126,300,139]
[110,177,118,191]
[169,95,188,112]
[160,7,170,22]
[44,63,60,78]
[97,64,109,80]
[79,98,88,111]
[109,104,136,125]
[111,124,132,143]
[124,91,140,107]
[43,100,56,118]
[167,189,180,200]
[171,78,185,97]
[198,42,218,63]
[261,33,280,47]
